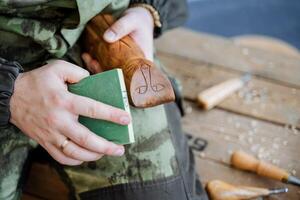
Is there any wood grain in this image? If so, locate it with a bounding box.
[158,53,300,128]
[155,28,300,88]
[183,101,300,200]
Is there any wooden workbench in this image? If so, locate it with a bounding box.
[22,28,300,199]
[155,28,300,200]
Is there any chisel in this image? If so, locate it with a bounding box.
[197,74,251,110]
[206,180,288,200]
[231,151,300,187]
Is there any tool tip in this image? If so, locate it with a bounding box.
[287,175,300,186]
[269,187,289,195]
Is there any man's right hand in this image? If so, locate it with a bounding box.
[9,60,131,166]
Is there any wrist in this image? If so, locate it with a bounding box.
[0,58,23,127]
[126,7,154,31]
[129,4,161,29]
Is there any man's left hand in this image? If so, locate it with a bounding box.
[82,7,154,72]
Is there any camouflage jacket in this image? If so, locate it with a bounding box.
[0,0,131,67]
[0,0,187,68]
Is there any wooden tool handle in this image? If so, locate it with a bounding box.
[206,180,270,200]
[231,151,289,181]
[197,77,244,110]
[83,14,175,108]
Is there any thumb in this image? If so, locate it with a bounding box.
[103,15,136,43]
[49,60,90,83]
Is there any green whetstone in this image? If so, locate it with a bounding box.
[68,69,134,144]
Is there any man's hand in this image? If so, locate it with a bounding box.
[10,60,131,166]
[82,7,154,72]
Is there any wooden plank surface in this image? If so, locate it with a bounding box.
[183,101,300,200]
[158,53,300,128]
[155,28,300,88]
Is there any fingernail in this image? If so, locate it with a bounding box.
[114,148,124,156]
[120,116,130,125]
[104,30,116,41]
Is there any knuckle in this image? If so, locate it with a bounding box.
[103,144,115,155]
[52,92,72,108]
[77,133,90,147]
[108,110,118,122]
[65,96,75,112]
[68,148,77,159]
[45,112,60,126]
[87,102,98,118]
[107,107,123,122]
[67,99,76,113]
[114,22,126,35]
[51,92,69,108]
[128,13,137,24]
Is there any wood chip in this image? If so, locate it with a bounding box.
[199,152,206,158]
[247,137,253,144]
[185,106,193,114]
[251,120,258,127]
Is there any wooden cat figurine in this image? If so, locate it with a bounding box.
[82,14,175,108]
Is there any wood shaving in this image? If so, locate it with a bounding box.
[185,106,193,114]
[235,122,241,128]
[219,127,225,133]
[199,152,206,158]
[272,143,279,149]
[247,137,253,144]
[260,137,266,143]
[227,149,233,155]
[251,120,257,127]
[248,130,254,136]
[272,159,280,165]
[238,134,245,141]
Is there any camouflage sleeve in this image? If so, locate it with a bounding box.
[0,0,75,59]
[61,0,130,47]
[0,0,130,63]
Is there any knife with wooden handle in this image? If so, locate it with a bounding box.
[231,151,300,187]
[197,74,251,110]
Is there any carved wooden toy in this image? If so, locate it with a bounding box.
[83,14,175,108]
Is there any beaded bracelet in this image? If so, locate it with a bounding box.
[130,3,162,28]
